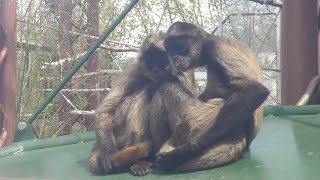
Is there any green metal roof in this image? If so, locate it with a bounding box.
[0,107,320,179]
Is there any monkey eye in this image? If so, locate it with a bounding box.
[172,55,179,60]
[176,45,188,55]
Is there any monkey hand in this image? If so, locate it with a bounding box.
[98,152,114,174]
[89,147,114,174]
[154,143,197,171]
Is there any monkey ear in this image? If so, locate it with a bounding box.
[168,21,185,33]
[197,29,203,39]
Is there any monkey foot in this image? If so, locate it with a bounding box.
[154,148,189,171]
[130,161,152,176]
[97,153,113,174]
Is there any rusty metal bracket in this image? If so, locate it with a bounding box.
[296,75,320,106]
[0,46,8,67]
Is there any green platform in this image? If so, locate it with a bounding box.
[0,109,320,179]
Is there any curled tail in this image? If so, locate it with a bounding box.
[176,133,246,173]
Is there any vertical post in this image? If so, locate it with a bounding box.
[318,0,320,73]
[281,0,319,105]
[276,10,281,104]
[0,0,17,146]
[315,0,320,103]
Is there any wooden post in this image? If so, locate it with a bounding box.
[0,0,17,146]
[281,0,319,105]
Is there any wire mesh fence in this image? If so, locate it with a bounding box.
[16,0,280,138]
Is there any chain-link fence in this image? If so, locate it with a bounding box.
[16,0,280,138]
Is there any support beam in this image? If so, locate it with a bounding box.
[0,0,17,146]
[281,0,319,105]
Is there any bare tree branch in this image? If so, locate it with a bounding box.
[262,68,281,72]
[249,0,282,8]
[42,88,111,92]
[69,110,95,115]
[72,69,122,79]
[211,12,275,34]
[99,44,139,52]
[40,69,121,81]
[41,52,86,69]
[17,19,140,48]
[41,46,137,70]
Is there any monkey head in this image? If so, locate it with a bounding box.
[164,22,207,71]
[138,33,177,82]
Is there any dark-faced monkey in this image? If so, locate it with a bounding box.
[89,32,197,176]
[89,31,229,175]
[155,22,269,171]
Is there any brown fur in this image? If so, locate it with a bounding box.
[89,34,164,175]
[152,83,247,172]
[90,28,256,175]
[90,89,153,174]
[175,132,246,172]
[154,22,269,172]
[89,33,198,176]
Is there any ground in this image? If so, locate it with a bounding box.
[0,114,319,180]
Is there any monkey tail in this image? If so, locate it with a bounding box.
[175,134,246,173]
[110,142,151,169]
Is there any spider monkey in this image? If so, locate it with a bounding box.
[89,33,198,176]
[155,22,269,171]
[89,31,235,175]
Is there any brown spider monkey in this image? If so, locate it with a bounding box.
[89,32,199,176]
[155,22,269,171]
[89,31,234,175]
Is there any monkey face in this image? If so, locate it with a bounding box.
[142,45,174,81]
[164,36,193,71]
[164,22,204,71]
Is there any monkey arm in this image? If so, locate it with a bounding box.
[95,89,125,153]
[157,130,247,173]
[187,36,269,151]
[91,83,129,172]
[194,80,269,147]
[158,80,269,161]
[159,23,268,170]
[91,112,118,173]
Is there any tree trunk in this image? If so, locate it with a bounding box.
[57,1,76,135]
[84,0,101,131]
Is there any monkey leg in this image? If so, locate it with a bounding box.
[191,81,269,150]
[176,133,246,173]
[110,142,151,169]
[90,142,151,174]
[156,131,246,172]
[89,142,106,174]
[159,82,269,160]
[91,112,119,173]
